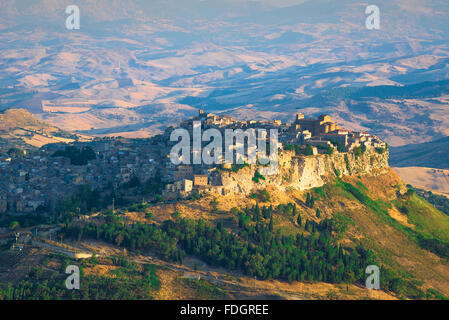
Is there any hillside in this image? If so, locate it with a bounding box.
[3,160,449,300]
[0,108,90,150]
[393,167,449,195]
[318,80,449,100]
[0,108,51,131]
[156,169,449,299]
[390,136,449,169]
[48,168,449,300]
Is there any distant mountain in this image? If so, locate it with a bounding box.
[0,0,448,143]
[390,136,449,169]
[318,79,449,100]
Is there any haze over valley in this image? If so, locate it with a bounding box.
[0,0,449,146]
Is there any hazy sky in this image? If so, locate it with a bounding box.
[234,0,308,6]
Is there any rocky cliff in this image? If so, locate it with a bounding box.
[214,148,389,195]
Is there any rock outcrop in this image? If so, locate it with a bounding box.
[213,148,389,195]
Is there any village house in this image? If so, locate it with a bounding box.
[163,179,193,200]
[173,165,194,181]
[194,174,209,187]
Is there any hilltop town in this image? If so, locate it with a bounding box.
[3,109,449,302]
[160,110,388,198]
[0,109,387,215]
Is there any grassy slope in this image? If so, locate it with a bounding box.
[319,169,449,298]
[404,194,449,242]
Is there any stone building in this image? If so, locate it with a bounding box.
[194,174,209,187]
[320,133,349,149]
[163,179,193,200]
[293,113,338,136]
[173,165,193,181]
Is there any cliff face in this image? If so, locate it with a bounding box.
[216,148,389,195]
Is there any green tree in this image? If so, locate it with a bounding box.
[9,221,19,231]
[8,147,24,157]
[252,170,266,183]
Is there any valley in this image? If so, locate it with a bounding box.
[0,1,449,145]
[1,0,449,302]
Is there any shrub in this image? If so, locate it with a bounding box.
[145,212,154,220]
[304,145,314,156]
[209,198,219,213]
[352,145,366,158]
[252,170,265,183]
[250,189,271,202]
